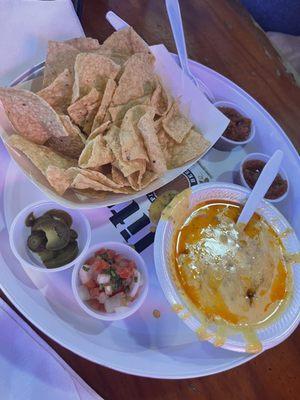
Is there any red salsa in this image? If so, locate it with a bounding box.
[243,159,288,199]
[78,248,142,313]
[219,107,252,142]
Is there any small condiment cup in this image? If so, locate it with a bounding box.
[239,152,289,203]
[72,242,149,321]
[9,201,91,273]
[213,100,255,151]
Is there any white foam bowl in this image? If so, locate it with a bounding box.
[72,242,149,321]
[9,201,91,273]
[154,182,300,353]
[239,152,289,203]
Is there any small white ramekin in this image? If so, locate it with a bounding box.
[213,100,255,151]
[239,152,289,203]
[72,242,149,321]
[9,201,91,273]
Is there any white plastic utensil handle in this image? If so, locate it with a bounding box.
[237,149,284,226]
[165,0,190,79]
[106,11,129,31]
[165,0,215,101]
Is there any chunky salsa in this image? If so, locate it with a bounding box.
[78,248,142,313]
[219,107,252,142]
[243,159,288,199]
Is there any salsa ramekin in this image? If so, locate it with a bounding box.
[72,242,149,321]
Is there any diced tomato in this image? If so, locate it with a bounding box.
[114,254,123,263]
[92,258,109,272]
[85,279,97,289]
[107,249,116,258]
[118,259,128,268]
[90,287,100,298]
[95,248,108,256]
[116,266,134,279]
[128,260,136,269]
[85,256,97,266]
[87,299,101,310]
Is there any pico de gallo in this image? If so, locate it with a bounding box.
[78,248,143,313]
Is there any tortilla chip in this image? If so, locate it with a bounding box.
[108,95,151,126]
[91,79,116,131]
[156,127,174,166]
[72,53,120,101]
[68,167,124,189]
[74,189,108,201]
[37,69,72,114]
[162,102,193,143]
[46,115,85,158]
[7,135,76,187]
[71,173,130,194]
[101,27,150,55]
[78,134,113,169]
[167,129,210,168]
[112,53,156,106]
[45,165,75,195]
[111,165,130,187]
[94,49,130,66]
[150,79,172,116]
[128,170,157,191]
[65,37,100,51]
[137,109,167,174]
[0,88,68,144]
[67,88,101,134]
[120,106,149,162]
[104,125,144,177]
[43,41,80,87]
[140,170,158,188]
[87,121,111,142]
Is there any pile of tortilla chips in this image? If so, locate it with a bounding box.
[0,28,209,201]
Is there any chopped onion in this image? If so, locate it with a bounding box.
[98,292,107,304]
[130,270,141,298]
[104,285,113,296]
[97,274,110,285]
[79,265,92,284]
[104,292,124,313]
[78,285,90,301]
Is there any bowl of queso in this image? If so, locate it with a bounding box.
[154,183,300,353]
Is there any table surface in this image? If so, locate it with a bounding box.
[1,0,300,399]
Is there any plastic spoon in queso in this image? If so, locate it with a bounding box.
[237,149,284,229]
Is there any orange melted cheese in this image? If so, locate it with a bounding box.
[174,201,289,328]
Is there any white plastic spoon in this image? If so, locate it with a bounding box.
[105,11,129,31]
[165,0,215,101]
[237,149,284,228]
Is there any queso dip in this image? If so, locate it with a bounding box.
[174,201,291,328]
